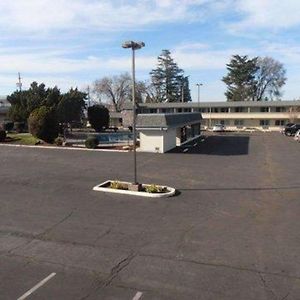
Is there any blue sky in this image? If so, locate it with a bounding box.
[1,0,300,102]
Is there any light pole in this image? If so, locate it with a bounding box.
[122,41,145,185]
[196,83,203,109]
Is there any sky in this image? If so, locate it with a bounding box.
[1,0,300,102]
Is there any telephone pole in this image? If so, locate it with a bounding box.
[16,72,22,92]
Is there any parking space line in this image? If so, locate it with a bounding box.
[132,291,143,300]
[17,272,56,300]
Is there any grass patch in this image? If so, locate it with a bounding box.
[6,133,41,145]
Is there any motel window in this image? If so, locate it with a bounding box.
[234,120,244,126]
[275,120,285,126]
[235,107,244,112]
[275,107,285,112]
[184,108,191,112]
[260,107,269,112]
[213,108,219,113]
[220,107,229,113]
[149,109,156,114]
[260,120,270,126]
[200,108,207,113]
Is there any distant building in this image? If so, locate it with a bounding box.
[0,96,9,123]
[131,100,300,131]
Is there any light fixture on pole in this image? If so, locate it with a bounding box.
[196,83,203,108]
[122,41,145,186]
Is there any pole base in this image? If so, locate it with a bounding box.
[128,183,142,192]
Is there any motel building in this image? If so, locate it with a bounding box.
[132,100,300,131]
[118,100,300,153]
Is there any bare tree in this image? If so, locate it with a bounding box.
[255,57,286,101]
[92,73,131,112]
[288,106,300,123]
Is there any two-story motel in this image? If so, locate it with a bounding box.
[130,100,300,131]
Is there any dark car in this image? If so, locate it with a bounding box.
[284,124,300,136]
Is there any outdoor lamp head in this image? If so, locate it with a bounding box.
[122,41,145,49]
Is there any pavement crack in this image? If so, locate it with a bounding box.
[259,273,278,299]
[79,252,137,300]
[37,209,76,239]
[139,253,300,281]
[103,252,137,287]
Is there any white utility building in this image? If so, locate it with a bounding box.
[136,112,202,153]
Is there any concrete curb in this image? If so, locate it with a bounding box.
[93,180,176,198]
[0,143,129,153]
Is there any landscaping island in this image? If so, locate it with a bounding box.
[93,180,176,198]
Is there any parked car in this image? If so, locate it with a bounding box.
[212,124,225,132]
[281,123,295,134]
[294,129,300,142]
[284,124,300,136]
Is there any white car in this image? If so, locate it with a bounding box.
[294,129,300,142]
[212,124,225,132]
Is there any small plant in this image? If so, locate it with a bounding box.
[0,130,6,142]
[85,136,99,149]
[145,184,167,193]
[54,137,64,146]
[110,181,128,190]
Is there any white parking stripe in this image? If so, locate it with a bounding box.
[17,273,56,300]
[132,291,143,300]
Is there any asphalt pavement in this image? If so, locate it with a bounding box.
[0,132,299,299]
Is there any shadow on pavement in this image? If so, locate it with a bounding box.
[168,135,250,156]
[179,186,300,192]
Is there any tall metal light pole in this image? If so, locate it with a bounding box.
[122,41,145,185]
[196,83,203,109]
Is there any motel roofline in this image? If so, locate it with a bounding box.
[123,100,300,110]
[136,112,202,129]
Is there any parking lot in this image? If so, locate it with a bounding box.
[0,132,299,299]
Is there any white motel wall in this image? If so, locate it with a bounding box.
[139,128,177,153]
[136,113,202,153]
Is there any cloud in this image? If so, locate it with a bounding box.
[0,0,214,36]
[228,0,300,32]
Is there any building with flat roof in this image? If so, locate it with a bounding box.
[129,100,300,131]
[136,112,202,153]
[0,96,9,123]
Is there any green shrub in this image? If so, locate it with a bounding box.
[54,137,64,146]
[87,105,109,132]
[2,121,14,132]
[110,181,128,190]
[28,106,59,143]
[0,130,6,142]
[145,184,167,193]
[85,136,99,149]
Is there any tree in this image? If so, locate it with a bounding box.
[254,57,286,101]
[87,105,109,132]
[223,55,258,101]
[28,106,59,143]
[7,82,61,122]
[181,76,192,102]
[150,50,186,102]
[57,88,86,125]
[92,73,131,112]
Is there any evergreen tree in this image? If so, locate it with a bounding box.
[222,55,258,101]
[57,88,87,125]
[181,76,192,102]
[150,50,184,102]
